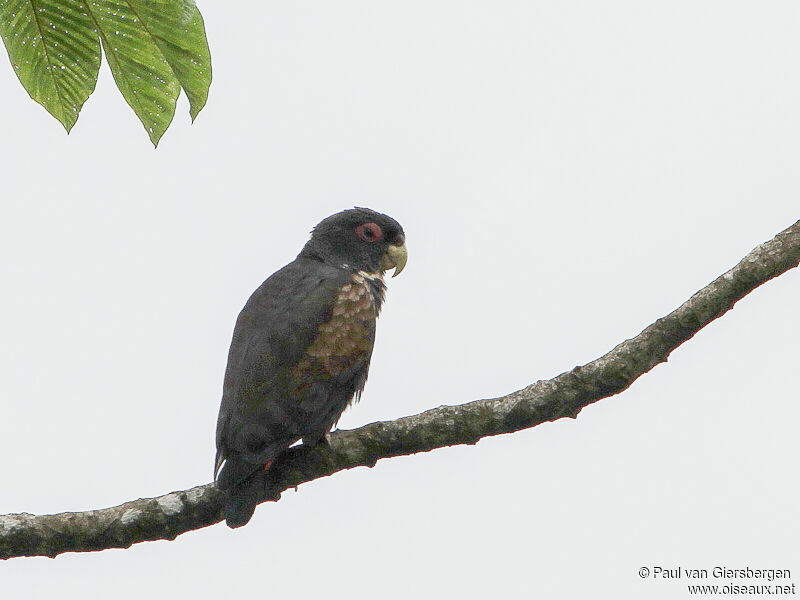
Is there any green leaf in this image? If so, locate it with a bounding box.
[128,0,211,121]
[0,0,102,132]
[0,0,212,145]
[90,0,182,146]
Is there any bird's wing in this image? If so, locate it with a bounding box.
[215,258,351,476]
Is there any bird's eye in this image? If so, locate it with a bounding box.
[355,222,384,242]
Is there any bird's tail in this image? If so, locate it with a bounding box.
[216,456,264,528]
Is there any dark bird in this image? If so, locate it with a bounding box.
[214,208,407,528]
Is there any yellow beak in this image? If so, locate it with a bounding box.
[380,242,408,277]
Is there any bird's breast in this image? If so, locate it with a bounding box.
[292,272,382,382]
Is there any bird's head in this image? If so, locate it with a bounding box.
[300,208,407,277]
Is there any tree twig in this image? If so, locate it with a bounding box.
[2,220,799,560]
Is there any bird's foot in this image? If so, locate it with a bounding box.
[302,432,332,448]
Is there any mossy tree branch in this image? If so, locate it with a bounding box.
[2,219,799,560]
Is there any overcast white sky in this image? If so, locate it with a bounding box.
[1,1,798,598]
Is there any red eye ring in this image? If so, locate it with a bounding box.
[355,222,384,243]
